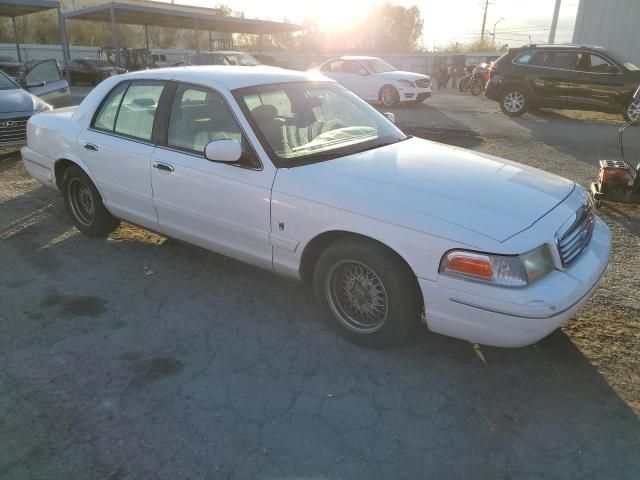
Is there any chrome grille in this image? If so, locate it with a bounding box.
[0,117,28,147]
[556,200,595,267]
[416,79,431,88]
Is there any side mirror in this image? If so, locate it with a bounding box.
[26,79,46,89]
[204,139,242,163]
[383,112,396,124]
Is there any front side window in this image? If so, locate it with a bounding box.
[235,82,406,167]
[575,53,619,73]
[531,51,574,69]
[321,60,344,72]
[114,81,164,141]
[0,70,19,90]
[167,83,259,168]
[26,60,62,84]
[362,58,396,73]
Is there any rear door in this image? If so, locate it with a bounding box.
[77,79,166,229]
[24,59,71,108]
[526,50,573,108]
[566,52,626,111]
[150,82,275,270]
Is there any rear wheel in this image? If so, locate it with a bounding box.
[63,166,119,237]
[313,239,421,348]
[470,78,484,96]
[623,98,640,123]
[380,85,400,107]
[500,87,528,116]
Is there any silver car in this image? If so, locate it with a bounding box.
[0,61,71,153]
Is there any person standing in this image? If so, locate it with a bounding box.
[451,67,458,89]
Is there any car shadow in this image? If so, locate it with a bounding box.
[1,178,638,478]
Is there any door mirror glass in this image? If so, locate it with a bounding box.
[383,112,396,124]
[204,139,242,163]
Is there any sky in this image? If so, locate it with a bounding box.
[159,0,581,49]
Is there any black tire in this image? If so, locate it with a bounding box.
[62,165,119,237]
[470,79,483,96]
[499,86,529,116]
[313,238,421,348]
[622,98,640,123]
[379,85,400,107]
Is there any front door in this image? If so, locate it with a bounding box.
[566,52,626,111]
[77,79,165,229]
[527,50,573,108]
[150,82,274,270]
[24,60,70,108]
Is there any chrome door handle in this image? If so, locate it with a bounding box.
[83,143,98,151]
[153,162,174,172]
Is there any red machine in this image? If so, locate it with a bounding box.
[590,86,640,208]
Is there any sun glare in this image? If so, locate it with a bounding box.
[306,0,368,30]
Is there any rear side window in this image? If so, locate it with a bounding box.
[531,51,574,69]
[92,80,165,142]
[93,81,128,131]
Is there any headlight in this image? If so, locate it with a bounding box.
[439,245,554,287]
[398,79,415,87]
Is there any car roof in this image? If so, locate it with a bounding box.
[118,65,334,90]
[519,43,605,50]
[334,55,380,61]
[191,51,251,56]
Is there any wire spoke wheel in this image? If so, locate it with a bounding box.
[381,86,397,106]
[325,260,389,334]
[628,100,640,122]
[503,91,525,113]
[67,177,96,227]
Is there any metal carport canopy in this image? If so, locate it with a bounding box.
[0,1,65,67]
[62,1,302,35]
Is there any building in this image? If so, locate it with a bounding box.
[572,0,640,66]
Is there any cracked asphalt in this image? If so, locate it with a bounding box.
[1,89,639,479]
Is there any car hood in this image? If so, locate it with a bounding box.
[0,88,47,114]
[379,71,430,81]
[275,137,575,243]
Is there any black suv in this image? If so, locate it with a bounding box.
[485,44,640,121]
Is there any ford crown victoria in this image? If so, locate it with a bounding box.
[21,66,611,348]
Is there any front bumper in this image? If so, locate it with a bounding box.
[485,77,502,101]
[398,87,432,103]
[418,217,611,347]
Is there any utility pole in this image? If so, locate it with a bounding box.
[480,0,489,44]
[548,0,561,43]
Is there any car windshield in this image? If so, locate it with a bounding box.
[224,54,260,66]
[234,81,406,167]
[0,70,19,89]
[362,58,396,73]
[85,59,113,68]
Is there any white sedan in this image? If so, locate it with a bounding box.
[21,66,610,348]
[312,56,432,106]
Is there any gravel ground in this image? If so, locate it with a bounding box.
[0,89,638,479]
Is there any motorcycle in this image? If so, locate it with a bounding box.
[458,65,474,93]
[469,63,491,96]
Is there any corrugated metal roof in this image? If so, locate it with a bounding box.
[0,0,60,18]
[63,1,302,35]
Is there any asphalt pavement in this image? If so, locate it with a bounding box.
[1,87,638,479]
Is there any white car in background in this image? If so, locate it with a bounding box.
[312,56,432,106]
[21,67,610,349]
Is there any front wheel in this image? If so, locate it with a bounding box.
[63,166,120,237]
[623,98,640,123]
[380,85,400,107]
[313,239,421,348]
[500,87,528,116]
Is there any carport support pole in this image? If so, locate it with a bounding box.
[144,25,150,50]
[57,8,71,83]
[209,30,212,51]
[194,18,200,53]
[11,16,21,63]
[258,33,263,55]
[110,6,120,68]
